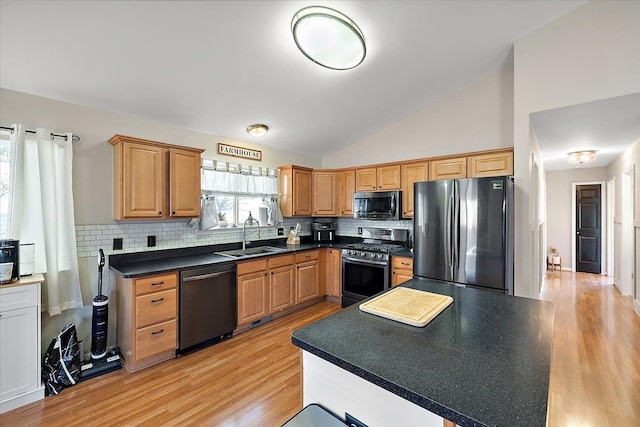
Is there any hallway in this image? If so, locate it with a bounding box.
[543,271,640,426]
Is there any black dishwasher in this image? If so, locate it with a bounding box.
[178,262,237,354]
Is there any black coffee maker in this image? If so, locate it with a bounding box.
[0,239,20,284]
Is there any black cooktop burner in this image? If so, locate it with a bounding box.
[343,242,405,254]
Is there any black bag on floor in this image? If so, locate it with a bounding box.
[42,324,81,396]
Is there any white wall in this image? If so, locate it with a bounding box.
[545,167,609,271]
[322,64,514,168]
[513,1,640,298]
[0,88,321,225]
[607,139,639,310]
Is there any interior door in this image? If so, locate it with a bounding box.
[576,184,602,273]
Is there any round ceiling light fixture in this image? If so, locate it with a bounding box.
[246,124,269,138]
[567,150,597,165]
[291,6,366,70]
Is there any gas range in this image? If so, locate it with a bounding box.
[342,242,405,263]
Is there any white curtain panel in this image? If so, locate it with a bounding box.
[8,125,83,315]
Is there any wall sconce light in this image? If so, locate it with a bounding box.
[246,124,269,138]
[291,6,366,70]
[567,150,597,165]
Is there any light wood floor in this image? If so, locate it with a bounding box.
[543,271,640,427]
[2,272,638,426]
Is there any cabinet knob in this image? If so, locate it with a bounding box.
[158,211,162,215]
[172,211,176,215]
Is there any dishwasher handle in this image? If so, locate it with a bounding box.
[181,269,235,282]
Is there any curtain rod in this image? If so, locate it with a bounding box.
[0,125,80,142]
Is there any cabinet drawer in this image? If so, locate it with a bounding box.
[392,257,413,270]
[0,283,38,312]
[136,289,177,328]
[295,250,319,263]
[136,319,177,360]
[269,254,294,269]
[237,258,267,275]
[135,273,177,295]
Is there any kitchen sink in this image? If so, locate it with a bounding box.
[215,246,287,258]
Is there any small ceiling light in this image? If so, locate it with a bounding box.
[246,124,269,138]
[567,150,597,165]
[291,6,366,70]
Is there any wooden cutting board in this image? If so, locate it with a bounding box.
[359,287,453,327]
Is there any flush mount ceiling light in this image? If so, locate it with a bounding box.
[567,150,597,165]
[291,6,366,70]
[246,124,269,138]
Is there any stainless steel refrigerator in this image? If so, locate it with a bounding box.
[413,176,514,294]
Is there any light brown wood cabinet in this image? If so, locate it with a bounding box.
[237,259,269,325]
[325,248,341,298]
[337,169,355,217]
[429,157,467,180]
[312,170,337,216]
[401,161,428,218]
[391,256,413,287]
[269,255,295,313]
[116,272,178,372]
[356,164,401,191]
[109,135,203,220]
[295,250,321,304]
[468,150,514,177]
[279,166,313,217]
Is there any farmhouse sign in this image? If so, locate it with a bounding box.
[218,143,262,161]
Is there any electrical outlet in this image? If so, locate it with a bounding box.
[113,238,123,250]
[147,235,156,247]
[277,227,284,236]
[358,227,363,234]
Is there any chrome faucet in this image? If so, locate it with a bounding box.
[242,211,260,250]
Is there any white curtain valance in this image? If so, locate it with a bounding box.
[201,168,279,195]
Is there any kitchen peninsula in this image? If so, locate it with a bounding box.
[292,279,555,427]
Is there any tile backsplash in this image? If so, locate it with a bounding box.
[75,217,413,258]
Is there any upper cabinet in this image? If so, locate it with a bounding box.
[312,170,337,216]
[429,157,467,181]
[401,161,428,218]
[109,135,203,220]
[468,150,514,178]
[355,164,401,192]
[279,166,313,217]
[336,169,355,217]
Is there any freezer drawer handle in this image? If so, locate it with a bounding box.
[151,329,164,335]
[151,298,164,303]
[182,270,235,282]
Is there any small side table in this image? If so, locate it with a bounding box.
[547,256,562,271]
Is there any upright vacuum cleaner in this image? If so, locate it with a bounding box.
[79,249,122,381]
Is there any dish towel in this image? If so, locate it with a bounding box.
[187,197,218,230]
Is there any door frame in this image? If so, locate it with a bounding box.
[571,180,606,274]
[620,167,635,296]
[606,177,615,277]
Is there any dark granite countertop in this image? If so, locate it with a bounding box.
[291,278,554,427]
[108,238,356,278]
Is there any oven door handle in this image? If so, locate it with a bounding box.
[342,256,389,267]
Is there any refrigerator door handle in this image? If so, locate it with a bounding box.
[453,180,460,272]
[448,188,455,277]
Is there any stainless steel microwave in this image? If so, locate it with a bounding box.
[353,191,401,220]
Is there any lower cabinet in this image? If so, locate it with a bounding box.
[392,256,413,287]
[325,248,342,298]
[295,250,321,304]
[237,250,325,329]
[0,276,44,414]
[116,272,178,372]
[269,255,295,313]
[237,259,269,325]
